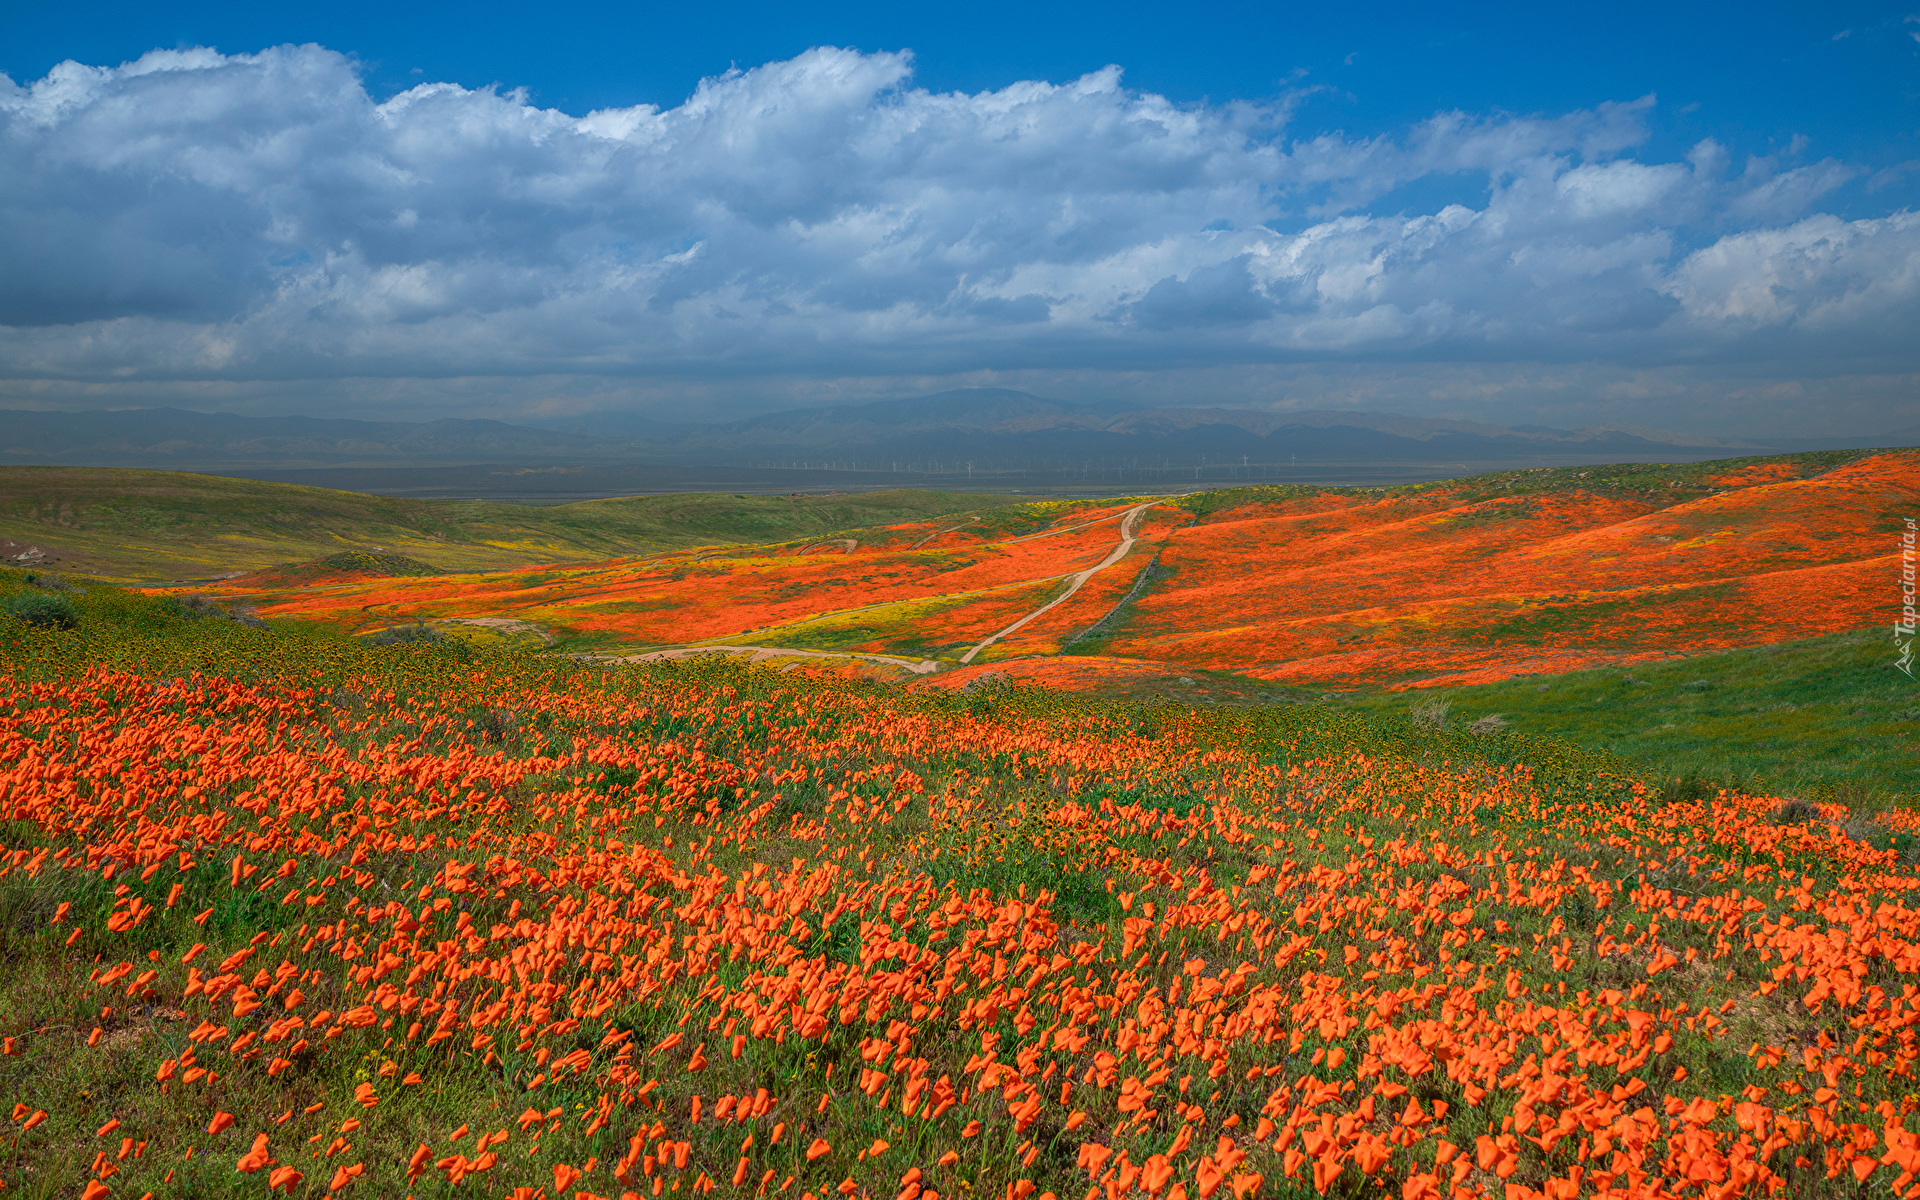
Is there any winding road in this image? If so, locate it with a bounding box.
[958,501,1158,665]
[582,500,1169,676]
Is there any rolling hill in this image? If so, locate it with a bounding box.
[171,448,1913,693]
[19,446,1907,801]
[1077,449,1913,689]
[0,467,1028,581]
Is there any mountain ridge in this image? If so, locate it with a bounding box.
[0,391,1903,472]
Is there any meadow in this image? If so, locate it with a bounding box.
[1342,629,1916,807]
[954,629,1916,808]
[4,572,1920,1200]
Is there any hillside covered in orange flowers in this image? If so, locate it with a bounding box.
[178,448,1915,692]
[1087,449,1912,691]
[5,581,1920,1199]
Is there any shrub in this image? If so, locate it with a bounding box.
[228,606,268,630]
[2,591,79,630]
[1659,773,1727,804]
[1468,713,1509,734]
[1410,695,1451,730]
[1771,798,1820,825]
[166,594,225,620]
[477,707,519,742]
[165,594,268,629]
[366,623,443,646]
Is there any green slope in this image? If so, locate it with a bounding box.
[0,467,1028,582]
[1344,627,1917,802]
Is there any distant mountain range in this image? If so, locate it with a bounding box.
[600,390,1777,468]
[1,391,1909,473]
[0,407,620,467]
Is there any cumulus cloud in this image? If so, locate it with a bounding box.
[0,43,1913,426]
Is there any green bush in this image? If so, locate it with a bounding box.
[2,590,79,630]
[366,623,444,645]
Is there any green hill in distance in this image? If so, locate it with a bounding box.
[0,467,1029,582]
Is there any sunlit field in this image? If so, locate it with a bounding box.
[175,450,1916,690]
[4,577,1920,1199]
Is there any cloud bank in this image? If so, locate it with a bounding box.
[0,44,1915,431]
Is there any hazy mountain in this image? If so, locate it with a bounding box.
[2,393,1906,477]
[519,411,692,438]
[0,407,636,467]
[635,389,1764,466]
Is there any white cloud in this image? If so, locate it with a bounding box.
[1667,212,1920,335]
[0,43,1913,428]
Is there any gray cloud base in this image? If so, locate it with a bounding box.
[0,44,1915,431]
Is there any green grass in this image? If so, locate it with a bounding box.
[942,624,1918,809]
[0,467,1032,582]
[1344,627,1918,803]
[1061,555,1170,657]
[959,498,1147,540]
[240,551,441,585]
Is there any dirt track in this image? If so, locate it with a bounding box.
[599,500,1166,674]
[959,501,1158,665]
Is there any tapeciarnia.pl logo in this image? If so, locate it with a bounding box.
[1898,517,1916,678]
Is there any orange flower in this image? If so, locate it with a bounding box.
[12,513,1920,1200]
[237,1134,274,1173]
[1141,1155,1173,1194]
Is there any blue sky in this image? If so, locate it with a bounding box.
[7,0,1915,171]
[1,0,1917,435]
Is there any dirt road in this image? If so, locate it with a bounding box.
[958,501,1158,665]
